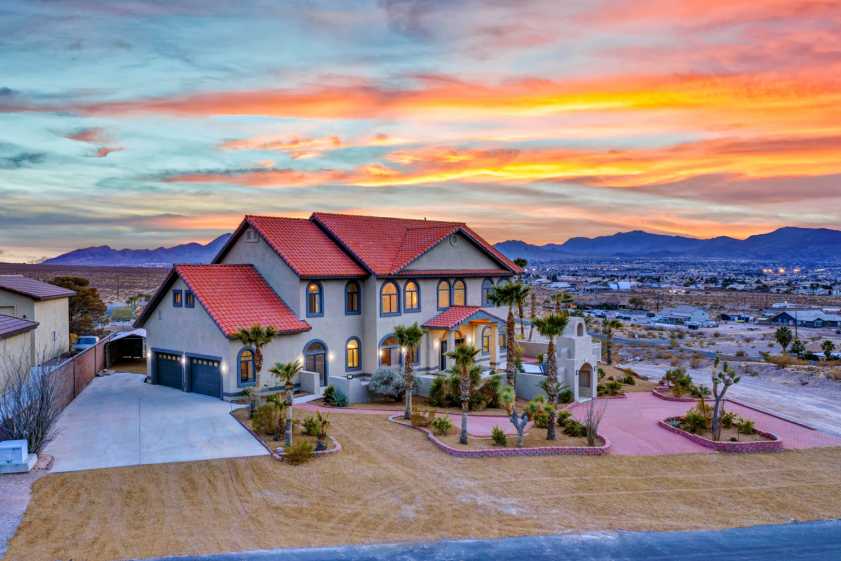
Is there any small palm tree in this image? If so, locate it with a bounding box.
[532,313,569,440]
[553,292,574,313]
[447,343,480,445]
[601,317,622,365]
[395,323,424,420]
[822,339,836,360]
[775,326,793,354]
[270,360,302,447]
[512,283,530,339]
[527,291,537,341]
[234,324,278,408]
[488,282,522,388]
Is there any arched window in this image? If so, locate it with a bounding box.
[306,282,323,317]
[304,340,328,385]
[452,279,466,306]
[437,280,450,309]
[238,348,255,386]
[481,327,492,355]
[345,281,360,315]
[481,279,494,306]
[380,335,400,367]
[577,322,584,337]
[380,281,400,315]
[345,338,361,370]
[404,280,420,312]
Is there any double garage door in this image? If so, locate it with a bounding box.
[154,352,221,399]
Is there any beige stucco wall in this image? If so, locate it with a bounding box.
[0,290,69,361]
[0,330,35,389]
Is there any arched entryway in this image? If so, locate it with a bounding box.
[379,334,401,368]
[578,362,593,398]
[304,340,328,386]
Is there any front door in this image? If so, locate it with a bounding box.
[306,352,327,386]
[439,340,448,371]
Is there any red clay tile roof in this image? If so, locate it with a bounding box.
[176,264,310,337]
[0,275,76,301]
[311,212,522,276]
[0,313,38,340]
[422,306,504,330]
[238,216,366,279]
[394,268,513,278]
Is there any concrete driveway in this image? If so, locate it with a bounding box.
[46,372,267,472]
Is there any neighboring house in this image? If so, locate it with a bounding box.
[137,213,593,403]
[0,314,38,386]
[769,310,841,328]
[0,276,74,361]
[654,305,714,328]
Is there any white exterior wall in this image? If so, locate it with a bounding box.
[0,330,35,387]
[409,232,500,270]
[0,290,69,361]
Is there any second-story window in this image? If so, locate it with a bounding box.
[306,282,323,316]
[404,280,420,312]
[172,289,183,308]
[185,291,195,308]
[452,279,466,306]
[481,279,494,306]
[345,281,360,315]
[437,280,450,309]
[381,281,399,315]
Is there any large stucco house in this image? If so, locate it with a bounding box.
[137,213,599,403]
[0,275,74,363]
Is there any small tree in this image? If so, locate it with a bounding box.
[790,338,806,358]
[710,357,740,441]
[584,396,607,447]
[234,325,278,409]
[126,293,149,320]
[774,326,793,354]
[498,384,528,447]
[394,323,424,420]
[822,340,836,360]
[628,296,645,310]
[270,360,302,447]
[601,317,622,365]
[512,283,531,340]
[50,276,107,336]
[447,343,480,445]
[0,352,63,454]
[532,313,569,440]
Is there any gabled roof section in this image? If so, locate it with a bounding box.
[310,212,522,276]
[214,216,367,279]
[0,313,38,340]
[422,306,505,330]
[135,264,310,338]
[0,275,76,301]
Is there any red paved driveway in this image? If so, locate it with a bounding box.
[568,393,841,456]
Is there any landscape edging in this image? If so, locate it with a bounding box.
[658,417,783,453]
[230,410,342,461]
[388,414,610,457]
[651,387,697,402]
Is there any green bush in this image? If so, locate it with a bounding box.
[559,388,574,404]
[428,371,501,411]
[410,408,436,427]
[491,426,507,446]
[323,385,348,407]
[302,415,321,436]
[720,410,737,429]
[556,410,572,425]
[737,419,756,435]
[680,410,708,434]
[562,418,586,437]
[284,440,314,465]
[369,368,409,401]
[252,404,282,435]
[526,396,554,428]
[429,376,448,406]
[430,415,453,436]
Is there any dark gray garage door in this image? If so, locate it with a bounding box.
[155,352,183,390]
[189,357,221,398]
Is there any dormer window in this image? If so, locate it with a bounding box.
[245,228,259,243]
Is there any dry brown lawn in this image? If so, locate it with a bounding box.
[6,413,841,561]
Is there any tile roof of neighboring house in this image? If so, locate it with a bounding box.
[0,313,38,340]
[394,268,513,278]
[0,275,76,301]
[146,265,310,337]
[772,309,841,323]
[311,212,522,276]
[222,216,367,279]
[422,306,505,330]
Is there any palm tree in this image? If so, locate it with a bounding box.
[527,291,538,341]
[822,339,836,360]
[270,360,302,447]
[553,292,574,313]
[601,317,622,365]
[447,343,480,445]
[395,323,424,420]
[532,313,569,440]
[775,326,793,354]
[234,324,278,408]
[488,282,521,388]
[512,283,530,340]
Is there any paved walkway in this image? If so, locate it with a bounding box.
[46,372,267,472]
[567,392,841,456]
[137,520,841,561]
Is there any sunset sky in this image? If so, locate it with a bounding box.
[2,0,841,262]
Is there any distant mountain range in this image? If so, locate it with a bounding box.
[42,234,231,267]
[40,226,841,266]
[496,227,841,262]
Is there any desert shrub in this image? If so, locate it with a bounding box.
[689,354,703,369]
[252,403,282,435]
[803,352,820,362]
[0,357,63,454]
[428,376,447,406]
[491,426,508,446]
[284,440,315,464]
[430,415,453,436]
[475,374,502,410]
[720,410,737,429]
[680,410,708,434]
[737,418,756,435]
[369,368,408,401]
[323,385,348,407]
[410,407,436,427]
[556,410,572,425]
[713,331,721,338]
[690,384,711,398]
[562,418,587,437]
[428,371,499,411]
[302,415,321,436]
[559,388,574,404]
[622,374,636,385]
[735,350,747,358]
[599,380,623,396]
[526,395,554,428]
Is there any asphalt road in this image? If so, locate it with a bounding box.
[140,520,841,561]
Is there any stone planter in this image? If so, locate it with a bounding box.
[658,417,783,453]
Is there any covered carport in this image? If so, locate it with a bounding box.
[105,328,146,374]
